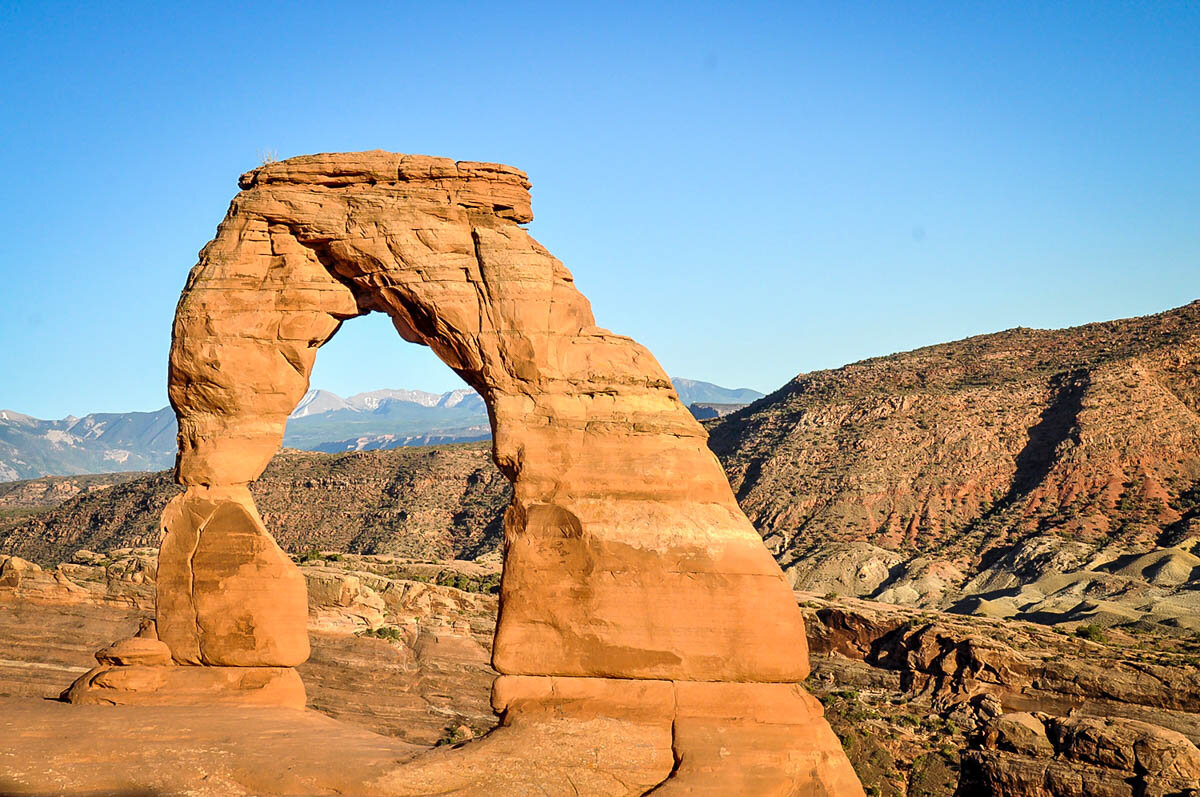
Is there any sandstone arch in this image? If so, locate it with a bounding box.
[72,152,863,795]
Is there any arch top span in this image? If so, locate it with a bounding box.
[127,151,864,794]
[172,151,696,490]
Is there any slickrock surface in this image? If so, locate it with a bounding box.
[0,698,425,797]
[62,151,859,793]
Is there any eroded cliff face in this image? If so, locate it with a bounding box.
[959,713,1200,797]
[800,593,1200,795]
[62,151,861,794]
[709,302,1200,622]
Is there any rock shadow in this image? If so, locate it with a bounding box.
[1000,369,1089,507]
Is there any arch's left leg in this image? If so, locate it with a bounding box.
[64,213,363,707]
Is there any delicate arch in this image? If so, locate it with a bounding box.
[152,152,861,794]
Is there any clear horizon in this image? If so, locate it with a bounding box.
[2,2,1197,418]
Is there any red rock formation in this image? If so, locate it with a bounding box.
[65,151,861,794]
[959,712,1200,796]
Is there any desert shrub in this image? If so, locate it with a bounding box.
[434,571,501,594]
[360,625,404,643]
[435,722,472,747]
[1075,624,1106,643]
[296,549,344,564]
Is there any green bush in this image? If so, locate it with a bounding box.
[1075,624,1106,643]
[435,723,472,747]
[360,625,404,643]
[297,549,341,564]
[434,571,501,594]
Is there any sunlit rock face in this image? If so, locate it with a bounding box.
[73,151,862,794]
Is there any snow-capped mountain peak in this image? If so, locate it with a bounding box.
[289,390,354,418]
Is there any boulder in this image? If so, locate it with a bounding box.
[62,664,306,709]
[95,637,172,667]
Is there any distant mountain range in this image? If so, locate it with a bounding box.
[0,378,761,482]
[282,387,492,454]
[0,408,177,482]
[289,388,485,418]
[669,378,764,405]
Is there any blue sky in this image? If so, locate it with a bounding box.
[1,1,1197,418]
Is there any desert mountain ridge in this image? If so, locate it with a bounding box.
[705,298,1200,626]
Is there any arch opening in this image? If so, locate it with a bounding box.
[281,309,491,458]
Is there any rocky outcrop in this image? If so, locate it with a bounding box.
[0,471,139,510]
[0,549,500,747]
[0,550,156,608]
[959,712,1200,796]
[63,659,307,708]
[64,151,859,793]
[806,597,1200,743]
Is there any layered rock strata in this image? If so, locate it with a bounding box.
[66,151,860,793]
[804,597,1200,752]
[959,712,1200,796]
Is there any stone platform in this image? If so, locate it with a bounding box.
[0,697,419,796]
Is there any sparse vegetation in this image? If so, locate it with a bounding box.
[297,549,343,564]
[434,722,474,747]
[359,625,404,643]
[434,570,501,594]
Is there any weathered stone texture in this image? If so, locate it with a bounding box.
[959,712,1200,796]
